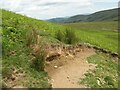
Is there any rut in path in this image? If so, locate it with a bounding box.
[45,47,97,88]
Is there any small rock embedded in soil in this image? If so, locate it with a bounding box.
[54,66,58,69]
[67,76,70,79]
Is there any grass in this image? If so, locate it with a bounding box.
[1,9,119,88]
[63,22,118,53]
[55,28,78,44]
[2,9,55,88]
[80,54,118,88]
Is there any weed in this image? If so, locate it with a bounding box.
[55,30,64,42]
[65,28,78,44]
[55,28,78,44]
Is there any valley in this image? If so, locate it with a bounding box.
[1,8,119,89]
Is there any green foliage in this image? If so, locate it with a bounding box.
[26,27,46,71]
[55,30,64,42]
[2,67,13,78]
[55,28,78,44]
[65,28,78,44]
[32,51,45,71]
[80,54,118,88]
[63,21,118,53]
[2,9,118,88]
[2,9,52,88]
[26,29,38,47]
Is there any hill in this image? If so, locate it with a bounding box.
[1,9,118,88]
[47,17,68,23]
[48,8,118,23]
[1,9,64,88]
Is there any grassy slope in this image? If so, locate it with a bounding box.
[1,9,118,88]
[2,9,65,88]
[63,21,118,53]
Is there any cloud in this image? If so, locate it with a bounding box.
[0,0,119,19]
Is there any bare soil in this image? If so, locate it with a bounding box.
[45,46,97,88]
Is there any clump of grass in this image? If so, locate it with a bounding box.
[26,28,46,71]
[31,43,45,71]
[26,28,38,47]
[55,30,64,42]
[65,28,78,44]
[55,28,78,44]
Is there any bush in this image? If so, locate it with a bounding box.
[32,50,45,71]
[26,28,46,71]
[55,30,64,42]
[26,28,38,47]
[65,29,77,44]
[55,28,78,44]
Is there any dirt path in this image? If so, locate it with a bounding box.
[45,47,97,88]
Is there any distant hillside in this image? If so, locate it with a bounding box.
[48,8,118,23]
[48,17,68,23]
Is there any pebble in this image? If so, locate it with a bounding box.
[54,66,58,68]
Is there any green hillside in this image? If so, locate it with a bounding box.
[1,9,64,88]
[1,9,118,88]
[63,21,118,53]
[48,8,118,23]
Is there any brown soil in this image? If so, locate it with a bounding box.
[45,47,97,88]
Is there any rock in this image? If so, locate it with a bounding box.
[54,66,58,69]
[67,76,70,79]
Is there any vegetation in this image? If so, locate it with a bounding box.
[80,54,118,88]
[64,29,78,44]
[2,9,54,88]
[55,28,78,44]
[1,8,118,88]
[55,30,64,42]
[63,21,118,53]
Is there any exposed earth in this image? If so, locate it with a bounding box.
[45,44,97,88]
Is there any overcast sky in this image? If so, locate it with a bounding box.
[0,0,119,20]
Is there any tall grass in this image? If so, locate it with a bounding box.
[65,29,78,44]
[55,30,64,42]
[55,28,78,44]
[26,28,45,71]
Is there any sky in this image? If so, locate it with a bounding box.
[0,0,119,20]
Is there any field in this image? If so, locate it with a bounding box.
[62,22,118,53]
[1,9,119,88]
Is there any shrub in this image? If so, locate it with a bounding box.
[55,28,78,44]
[26,28,38,47]
[32,50,45,71]
[26,28,46,71]
[65,28,78,44]
[55,30,64,42]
